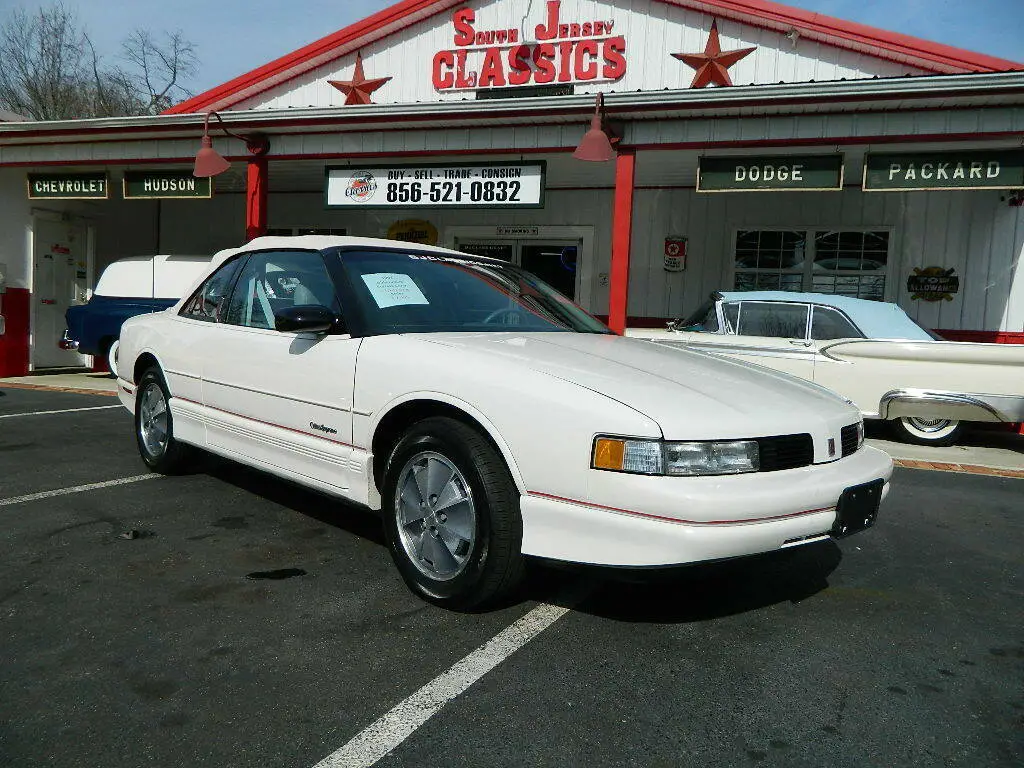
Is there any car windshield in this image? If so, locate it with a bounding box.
[334,248,612,335]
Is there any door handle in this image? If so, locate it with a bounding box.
[788,339,812,347]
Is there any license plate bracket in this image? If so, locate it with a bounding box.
[832,479,884,538]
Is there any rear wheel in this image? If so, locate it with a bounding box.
[381,416,525,611]
[890,417,964,447]
[135,367,194,473]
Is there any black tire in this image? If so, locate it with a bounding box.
[134,366,194,474]
[889,417,965,447]
[381,416,525,611]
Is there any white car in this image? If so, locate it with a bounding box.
[117,237,893,609]
[629,292,1024,447]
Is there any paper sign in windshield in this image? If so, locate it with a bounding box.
[361,273,429,308]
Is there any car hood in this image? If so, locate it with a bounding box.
[412,332,857,440]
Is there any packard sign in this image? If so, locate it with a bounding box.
[697,155,844,192]
[432,1,626,92]
[864,151,1024,191]
[123,171,211,199]
[325,164,545,208]
[28,173,109,200]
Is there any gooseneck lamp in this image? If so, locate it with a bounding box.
[573,93,617,162]
[193,111,270,178]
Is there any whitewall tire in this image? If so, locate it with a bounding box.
[891,417,964,447]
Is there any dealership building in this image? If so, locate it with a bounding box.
[1,0,1023,375]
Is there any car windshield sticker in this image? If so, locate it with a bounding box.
[361,272,430,308]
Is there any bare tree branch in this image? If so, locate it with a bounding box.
[0,3,199,119]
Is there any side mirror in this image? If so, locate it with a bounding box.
[274,304,340,334]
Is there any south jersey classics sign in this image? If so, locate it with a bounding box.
[432,1,626,92]
[325,164,545,208]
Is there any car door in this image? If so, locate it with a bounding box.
[200,248,361,495]
[168,254,247,409]
[683,300,816,379]
[807,303,873,408]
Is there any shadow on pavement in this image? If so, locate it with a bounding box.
[526,541,842,624]
[199,454,387,547]
[188,454,842,621]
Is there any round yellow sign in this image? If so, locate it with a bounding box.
[387,219,439,246]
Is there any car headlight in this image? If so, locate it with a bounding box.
[592,437,759,476]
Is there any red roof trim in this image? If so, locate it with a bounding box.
[164,0,1022,116]
[164,0,460,115]
[693,0,1022,72]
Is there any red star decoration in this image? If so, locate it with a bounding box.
[672,19,756,88]
[328,52,392,105]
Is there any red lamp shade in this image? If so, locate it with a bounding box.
[573,112,616,162]
[193,135,231,178]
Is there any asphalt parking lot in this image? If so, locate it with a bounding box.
[1,386,1022,768]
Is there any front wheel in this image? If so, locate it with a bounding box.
[890,416,964,447]
[135,367,194,473]
[381,416,525,611]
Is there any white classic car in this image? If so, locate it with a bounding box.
[628,291,1024,447]
[117,237,892,609]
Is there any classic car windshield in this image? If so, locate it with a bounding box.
[335,249,611,335]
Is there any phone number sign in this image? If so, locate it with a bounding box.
[325,163,545,208]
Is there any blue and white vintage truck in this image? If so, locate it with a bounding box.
[61,255,212,376]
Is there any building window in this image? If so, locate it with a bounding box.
[734,229,889,300]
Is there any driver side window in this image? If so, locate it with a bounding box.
[223,250,340,330]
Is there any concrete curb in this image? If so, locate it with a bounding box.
[894,458,1024,479]
[0,382,118,397]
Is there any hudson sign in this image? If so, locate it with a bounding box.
[432,1,627,91]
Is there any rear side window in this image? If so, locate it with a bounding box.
[736,302,809,339]
[811,306,864,340]
[179,256,243,322]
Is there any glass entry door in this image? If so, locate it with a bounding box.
[455,239,579,300]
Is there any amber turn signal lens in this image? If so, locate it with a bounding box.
[593,438,626,470]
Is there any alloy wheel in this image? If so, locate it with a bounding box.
[394,451,477,581]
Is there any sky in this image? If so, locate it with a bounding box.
[7,0,1024,97]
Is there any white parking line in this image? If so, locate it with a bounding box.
[0,474,157,507]
[312,601,575,768]
[0,405,122,419]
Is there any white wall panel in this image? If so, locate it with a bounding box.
[232,0,928,112]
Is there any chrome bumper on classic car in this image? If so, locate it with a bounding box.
[519,446,893,567]
[877,388,1024,423]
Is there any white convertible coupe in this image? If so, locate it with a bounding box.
[117,237,892,609]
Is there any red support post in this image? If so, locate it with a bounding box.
[608,149,635,335]
[245,154,268,242]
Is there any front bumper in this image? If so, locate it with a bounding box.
[520,445,893,566]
